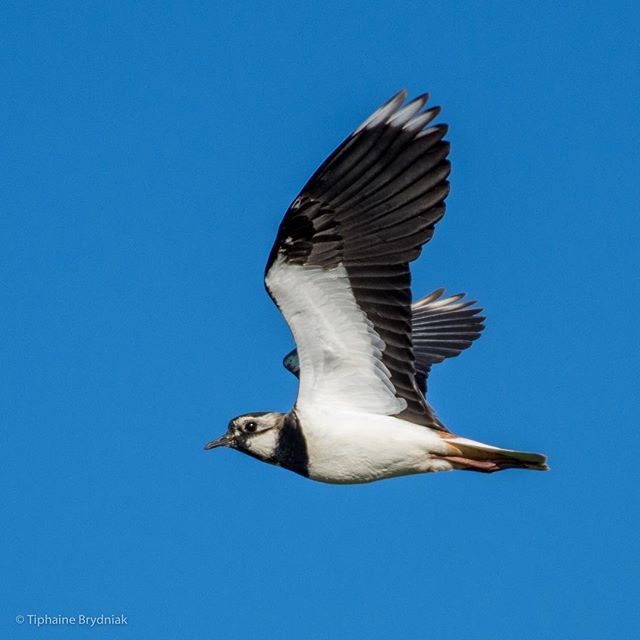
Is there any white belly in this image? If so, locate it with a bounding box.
[296,405,453,484]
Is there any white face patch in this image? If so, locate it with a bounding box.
[231,414,284,462]
[241,427,279,460]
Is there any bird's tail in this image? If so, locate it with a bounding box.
[441,436,548,473]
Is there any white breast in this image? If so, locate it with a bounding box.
[296,404,452,484]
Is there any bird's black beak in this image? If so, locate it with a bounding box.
[203,433,233,450]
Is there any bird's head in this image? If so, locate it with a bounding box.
[204,412,285,461]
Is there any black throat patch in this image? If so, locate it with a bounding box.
[274,410,309,477]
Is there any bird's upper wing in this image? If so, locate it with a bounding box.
[282,289,485,396]
[411,289,485,394]
[264,91,450,428]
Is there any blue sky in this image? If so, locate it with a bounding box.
[2,2,639,638]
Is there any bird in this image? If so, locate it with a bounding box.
[204,90,548,484]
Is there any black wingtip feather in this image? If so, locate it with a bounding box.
[411,290,486,395]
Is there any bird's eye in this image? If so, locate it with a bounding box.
[245,421,258,433]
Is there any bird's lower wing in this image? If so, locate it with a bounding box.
[412,290,485,394]
[282,289,486,398]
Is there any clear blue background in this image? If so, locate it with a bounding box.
[2,2,639,638]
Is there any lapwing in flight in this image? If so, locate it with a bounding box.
[205,90,547,483]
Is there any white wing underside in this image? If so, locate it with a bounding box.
[266,255,407,415]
